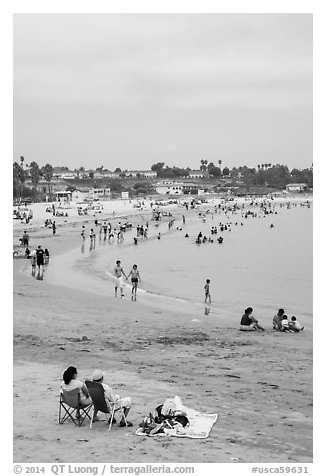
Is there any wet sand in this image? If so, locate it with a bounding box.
[13,199,313,463]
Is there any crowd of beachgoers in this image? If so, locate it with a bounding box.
[13,193,313,463]
[14,194,311,331]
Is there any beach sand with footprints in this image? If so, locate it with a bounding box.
[13,196,312,463]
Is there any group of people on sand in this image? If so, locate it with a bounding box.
[273,308,304,332]
[113,260,141,301]
[239,307,304,332]
[61,366,133,427]
[26,245,50,279]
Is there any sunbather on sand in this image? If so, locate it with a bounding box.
[240,307,265,331]
[91,369,133,427]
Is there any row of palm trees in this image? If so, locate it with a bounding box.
[200,158,223,171]
[14,156,54,198]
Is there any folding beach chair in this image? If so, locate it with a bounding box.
[85,380,127,431]
[58,388,92,427]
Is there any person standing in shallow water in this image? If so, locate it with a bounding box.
[127,264,141,301]
[113,260,127,298]
[204,279,211,304]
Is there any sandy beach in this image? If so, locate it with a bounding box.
[13,197,313,464]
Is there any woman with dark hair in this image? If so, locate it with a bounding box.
[61,366,92,406]
[240,307,265,331]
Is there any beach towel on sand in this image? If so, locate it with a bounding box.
[136,405,218,439]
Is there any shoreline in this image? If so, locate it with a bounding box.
[13,195,313,463]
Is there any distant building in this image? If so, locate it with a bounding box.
[54,191,72,202]
[93,171,117,179]
[127,170,157,178]
[71,188,89,202]
[62,173,78,180]
[88,187,110,199]
[155,182,183,195]
[71,187,110,201]
[188,170,207,179]
[286,183,308,192]
[183,183,200,195]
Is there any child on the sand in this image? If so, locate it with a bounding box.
[127,264,141,301]
[31,256,36,276]
[281,315,291,332]
[288,316,304,332]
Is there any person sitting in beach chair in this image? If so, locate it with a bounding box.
[61,366,92,406]
[240,307,265,331]
[59,366,92,426]
[88,369,132,427]
[288,316,304,332]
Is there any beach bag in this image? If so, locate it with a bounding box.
[139,413,156,434]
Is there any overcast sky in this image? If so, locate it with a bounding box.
[13,13,312,171]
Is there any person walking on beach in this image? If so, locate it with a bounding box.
[204,279,211,304]
[52,221,56,235]
[22,230,29,246]
[31,255,36,276]
[81,225,86,241]
[127,264,141,301]
[36,245,45,279]
[114,260,127,298]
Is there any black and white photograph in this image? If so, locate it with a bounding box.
[11,10,314,470]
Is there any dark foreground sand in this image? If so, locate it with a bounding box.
[13,215,313,464]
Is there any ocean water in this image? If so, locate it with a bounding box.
[51,199,312,326]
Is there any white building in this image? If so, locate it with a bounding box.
[61,173,78,180]
[71,189,90,202]
[127,170,157,178]
[88,187,110,199]
[54,191,72,202]
[188,170,207,179]
[155,182,183,195]
[286,183,308,192]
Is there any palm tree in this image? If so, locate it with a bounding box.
[13,161,25,198]
[41,164,54,196]
[200,159,208,171]
[29,161,41,191]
